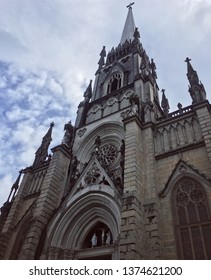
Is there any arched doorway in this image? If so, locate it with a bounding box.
[45,189,121,260]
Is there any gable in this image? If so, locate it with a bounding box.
[159,159,211,198]
[70,156,117,197]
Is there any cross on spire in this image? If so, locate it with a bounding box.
[120,2,136,44]
[127,2,134,9]
[185,57,191,63]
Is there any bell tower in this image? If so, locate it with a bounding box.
[75,4,162,129]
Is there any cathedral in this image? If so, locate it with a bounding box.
[1,5,211,260]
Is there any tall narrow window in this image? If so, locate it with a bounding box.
[173,178,211,259]
[107,73,122,94]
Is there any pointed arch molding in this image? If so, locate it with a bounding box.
[159,160,211,198]
[75,121,124,164]
[46,189,121,251]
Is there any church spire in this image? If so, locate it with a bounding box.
[185,57,206,104]
[120,3,136,44]
[33,122,54,167]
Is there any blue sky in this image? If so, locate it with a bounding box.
[0,0,211,207]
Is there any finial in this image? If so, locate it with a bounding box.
[33,123,54,167]
[98,46,106,69]
[83,79,92,100]
[127,2,134,8]
[184,57,206,103]
[161,89,170,117]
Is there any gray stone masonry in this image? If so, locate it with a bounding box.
[120,115,144,259]
[18,144,71,259]
[195,102,211,162]
[0,170,33,259]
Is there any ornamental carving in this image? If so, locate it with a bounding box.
[84,164,101,185]
[77,128,87,137]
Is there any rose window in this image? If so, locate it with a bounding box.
[98,144,118,166]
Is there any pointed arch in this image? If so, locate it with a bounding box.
[45,188,121,259]
[107,72,123,94]
[9,214,32,259]
[172,177,211,259]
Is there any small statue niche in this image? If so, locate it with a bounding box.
[82,222,113,249]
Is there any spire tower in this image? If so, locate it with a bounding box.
[120,3,136,44]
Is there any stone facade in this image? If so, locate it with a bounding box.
[1,6,211,260]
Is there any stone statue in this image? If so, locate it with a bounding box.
[133,27,140,46]
[106,231,111,245]
[91,233,97,247]
[177,102,183,114]
[63,121,74,147]
[95,135,101,147]
[94,135,101,153]
[101,229,105,245]
[128,94,139,116]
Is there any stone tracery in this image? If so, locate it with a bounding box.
[98,143,118,166]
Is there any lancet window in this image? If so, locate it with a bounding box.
[107,73,122,94]
[173,178,211,259]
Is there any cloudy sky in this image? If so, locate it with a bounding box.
[0,0,211,207]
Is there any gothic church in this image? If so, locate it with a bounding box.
[1,5,211,260]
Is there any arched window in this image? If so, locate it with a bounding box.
[173,178,211,259]
[107,73,122,94]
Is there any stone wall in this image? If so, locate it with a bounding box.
[156,145,211,259]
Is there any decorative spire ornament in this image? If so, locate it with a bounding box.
[185,57,206,104]
[33,122,54,167]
